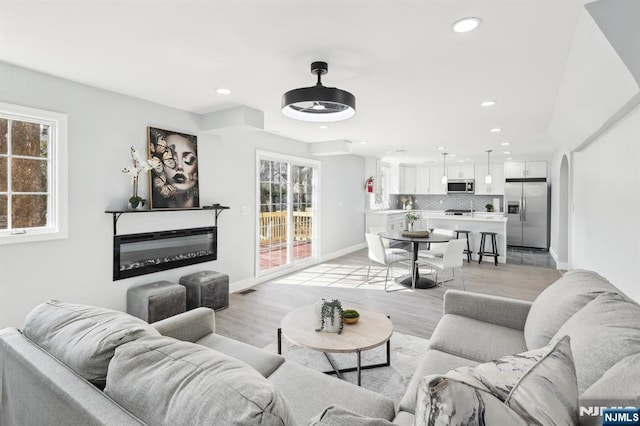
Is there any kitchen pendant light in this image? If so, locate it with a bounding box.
[282,61,356,122]
[441,153,448,185]
[485,150,493,184]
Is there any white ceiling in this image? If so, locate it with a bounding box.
[0,0,587,164]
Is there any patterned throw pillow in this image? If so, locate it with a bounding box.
[415,336,578,426]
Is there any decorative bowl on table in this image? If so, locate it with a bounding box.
[343,309,360,324]
[402,230,430,238]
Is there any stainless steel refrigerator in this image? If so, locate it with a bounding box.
[505,180,550,249]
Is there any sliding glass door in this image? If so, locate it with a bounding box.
[257,153,318,274]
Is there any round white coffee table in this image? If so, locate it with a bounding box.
[278,305,393,386]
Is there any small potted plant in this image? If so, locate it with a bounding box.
[485,203,494,212]
[343,309,360,324]
[122,146,160,210]
[315,299,344,334]
[405,211,421,231]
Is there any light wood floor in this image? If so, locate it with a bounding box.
[215,248,563,348]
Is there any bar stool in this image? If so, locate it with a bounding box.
[454,230,472,263]
[478,231,499,266]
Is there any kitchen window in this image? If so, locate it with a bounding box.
[0,103,68,244]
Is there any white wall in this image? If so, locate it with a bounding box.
[0,62,365,328]
[548,8,638,152]
[548,2,640,300]
[571,104,640,300]
[320,155,366,256]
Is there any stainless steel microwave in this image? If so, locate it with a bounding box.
[447,179,475,194]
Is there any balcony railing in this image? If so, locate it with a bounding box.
[260,211,312,244]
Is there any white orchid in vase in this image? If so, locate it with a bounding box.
[122,146,162,209]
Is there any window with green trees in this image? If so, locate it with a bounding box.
[0,103,67,243]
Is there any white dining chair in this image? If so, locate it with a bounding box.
[369,227,390,248]
[417,239,467,290]
[417,228,455,260]
[364,233,412,292]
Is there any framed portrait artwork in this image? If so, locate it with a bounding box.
[147,127,200,209]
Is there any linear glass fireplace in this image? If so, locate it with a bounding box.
[113,227,217,280]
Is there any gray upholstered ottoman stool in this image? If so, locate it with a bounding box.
[127,281,186,323]
[179,271,229,311]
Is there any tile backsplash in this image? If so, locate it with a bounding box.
[391,194,504,212]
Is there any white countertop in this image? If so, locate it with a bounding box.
[428,215,508,223]
[365,209,505,221]
[365,209,445,216]
[365,209,410,216]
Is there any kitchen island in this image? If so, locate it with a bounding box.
[425,215,507,264]
[365,210,508,264]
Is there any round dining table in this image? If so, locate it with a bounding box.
[379,231,452,289]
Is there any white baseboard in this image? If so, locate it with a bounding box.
[230,277,258,294]
[320,242,367,262]
[229,243,367,294]
[549,247,569,270]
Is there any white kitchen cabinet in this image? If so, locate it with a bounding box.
[365,211,406,234]
[415,166,430,194]
[400,166,416,194]
[388,213,406,232]
[474,164,504,195]
[526,161,547,178]
[447,165,475,179]
[429,166,447,194]
[505,161,547,179]
[388,164,401,194]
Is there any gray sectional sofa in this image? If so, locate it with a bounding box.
[397,269,640,426]
[1,269,638,425]
[0,300,395,425]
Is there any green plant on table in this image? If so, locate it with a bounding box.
[405,211,421,224]
[485,203,494,212]
[315,299,344,334]
[342,309,360,319]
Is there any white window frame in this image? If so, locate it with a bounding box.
[0,102,68,244]
[255,150,321,277]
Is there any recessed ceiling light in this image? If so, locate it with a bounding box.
[506,157,513,160]
[216,88,231,95]
[450,154,457,158]
[386,150,393,154]
[480,100,496,107]
[504,151,511,154]
[458,160,465,163]
[490,128,502,133]
[501,142,510,146]
[360,141,368,144]
[318,125,329,129]
[437,146,445,150]
[452,17,482,33]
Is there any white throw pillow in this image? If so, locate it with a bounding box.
[415,336,578,426]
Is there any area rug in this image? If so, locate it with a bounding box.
[263,332,429,404]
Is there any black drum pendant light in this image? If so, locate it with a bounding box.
[282,61,356,122]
